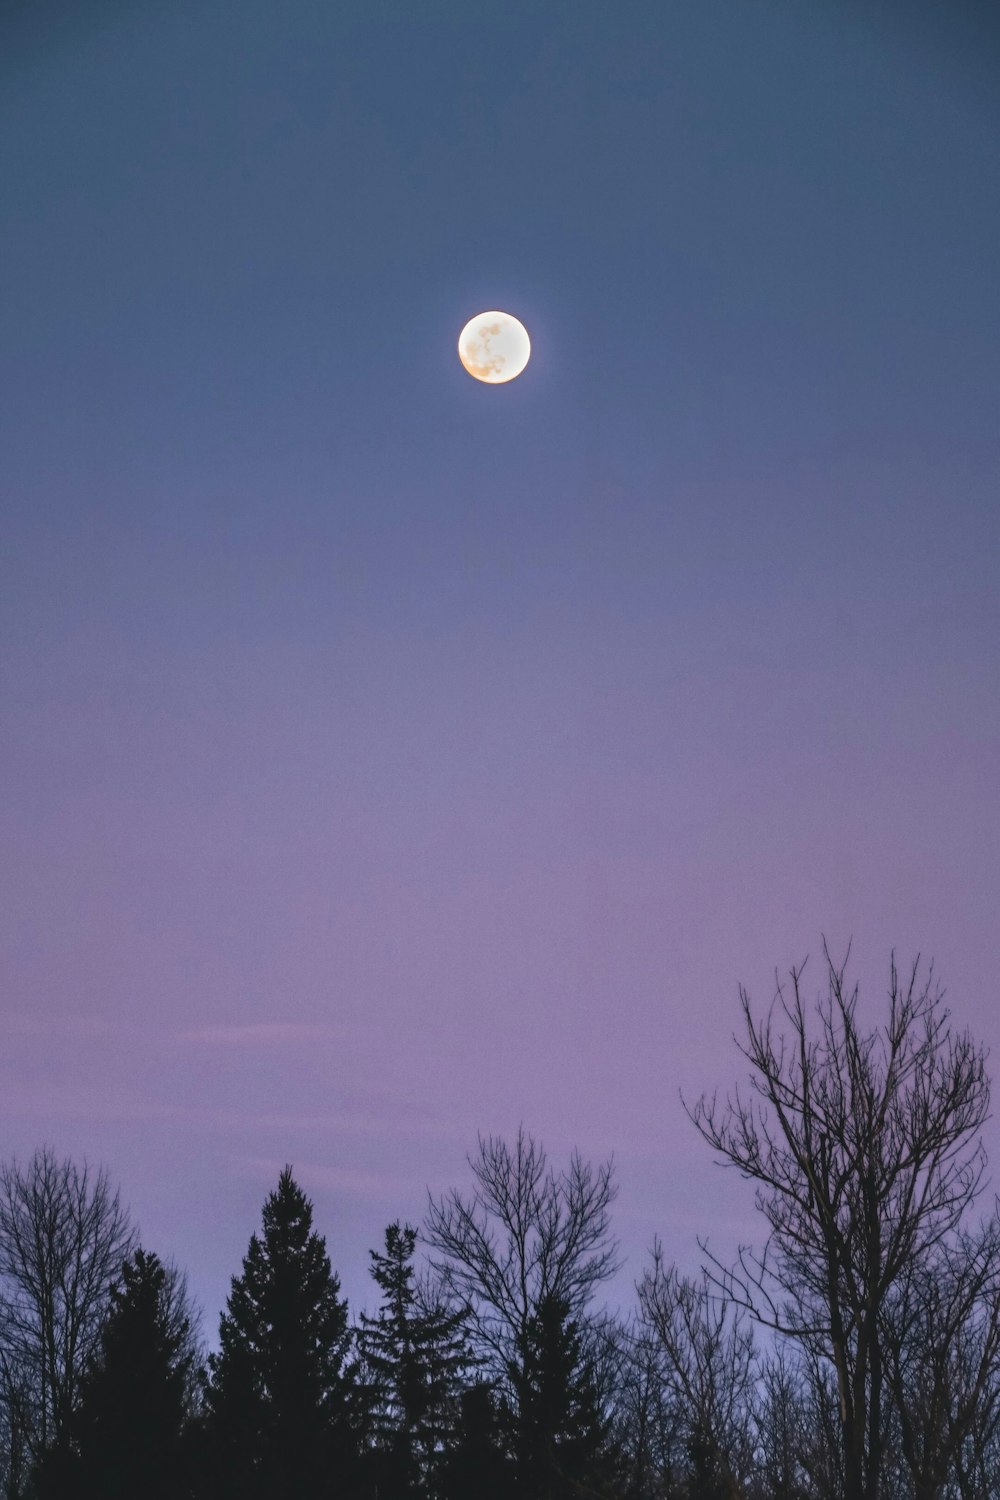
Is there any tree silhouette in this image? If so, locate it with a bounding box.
[427,1130,619,1384]
[637,1249,756,1500]
[34,1248,197,1500]
[439,1380,511,1500]
[688,946,991,1500]
[0,1148,134,1488]
[5,1028,1000,1499]
[508,1292,618,1500]
[881,1221,1000,1500]
[205,1166,354,1500]
[356,1222,471,1499]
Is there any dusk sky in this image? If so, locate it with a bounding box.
[2,0,998,1332]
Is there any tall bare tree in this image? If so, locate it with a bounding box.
[687,946,990,1500]
[0,1147,133,1486]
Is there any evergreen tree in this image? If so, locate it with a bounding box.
[32,1247,196,1500]
[439,1381,512,1500]
[508,1293,617,1500]
[356,1222,471,1499]
[206,1166,354,1500]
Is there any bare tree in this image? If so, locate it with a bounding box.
[426,1127,620,1500]
[426,1128,620,1383]
[952,1402,1000,1500]
[882,1219,1000,1500]
[687,946,990,1500]
[610,1320,689,1500]
[427,1133,621,1499]
[0,1147,134,1483]
[752,1348,814,1500]
[0,1348,32,1500]
[795,1351,848,1500]
[637,1246,757,1499]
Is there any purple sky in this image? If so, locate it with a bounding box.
[1,0,998,1331]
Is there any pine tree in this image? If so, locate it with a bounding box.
[356,1222,471,1499]
[32,1247,196,1500]
[206,1166,354,1500]
[508,1293,617,1500]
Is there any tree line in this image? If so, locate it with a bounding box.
[2,946,999,1499]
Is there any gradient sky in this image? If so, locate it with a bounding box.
[2,0,998,1333]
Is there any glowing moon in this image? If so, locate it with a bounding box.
[458,310,531,384]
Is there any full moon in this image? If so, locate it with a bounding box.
[458,310,531,384]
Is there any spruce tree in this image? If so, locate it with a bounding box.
[357,1222,471,1499]
[206,1166,354,1500]
[508,1293,617,1500]
[33,1247,196,1500]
